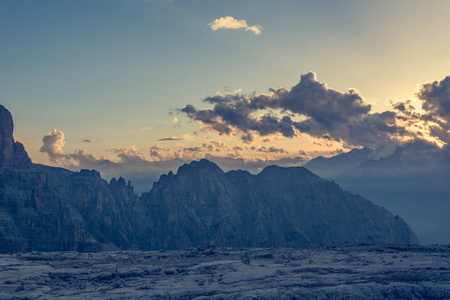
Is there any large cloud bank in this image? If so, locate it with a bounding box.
[181,72,450,149]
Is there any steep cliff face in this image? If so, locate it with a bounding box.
[140,160,246,249]
[0,105,14,171]
[251,166,416,246]
[141,160,417,249]
[0,164,141,252]
[0,105,32,171]
[0,105,418,252]
[0,106,141,252]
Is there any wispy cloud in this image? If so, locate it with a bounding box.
[208,16,262,35]
[245,25,263,35]
[157,137,185,141]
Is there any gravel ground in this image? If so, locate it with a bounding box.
[1,244,449,299]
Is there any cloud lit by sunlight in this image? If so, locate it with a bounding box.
[208,16,262,35]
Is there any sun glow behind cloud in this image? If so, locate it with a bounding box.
[180,72,450,153]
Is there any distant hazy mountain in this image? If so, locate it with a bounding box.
[304,147,376,178]
[0,105,417,253]
[304,141,450,245]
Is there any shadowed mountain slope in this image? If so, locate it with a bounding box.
[304,141,450,244]
[139,160,417,250]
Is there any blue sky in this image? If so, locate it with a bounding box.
[1,0,450,170]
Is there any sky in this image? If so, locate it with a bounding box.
[1,0,450,188]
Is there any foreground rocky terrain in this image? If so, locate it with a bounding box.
[0,105,417,252]
[0,244,449,299]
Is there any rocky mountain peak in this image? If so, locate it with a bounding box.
[259,165,315,181]
[0,105,15,171]
[110,177,128,188]
[76,169,102,179]
[0,105,31,171]
[176,159,224,177]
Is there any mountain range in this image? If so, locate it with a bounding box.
[305,141,450,244]
[0,105,417,252]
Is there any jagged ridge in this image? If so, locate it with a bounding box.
[0,105,417,252]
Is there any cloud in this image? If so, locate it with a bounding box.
[39,130,311,193]
[415,76,450,143]
[255,146,288,154]
[40,129,67,163]
[109,146,142,158]
[209,16,247,30]
[245,25,263,35]
[180,72,406,148]
[418,76,450,118]
[202,139,232,153]
[142,127,151,131]
[82,139,91,143]
[172,117,179,124]
[208,16,262,35]
[157,137,185,141]
[241,133,254,143]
